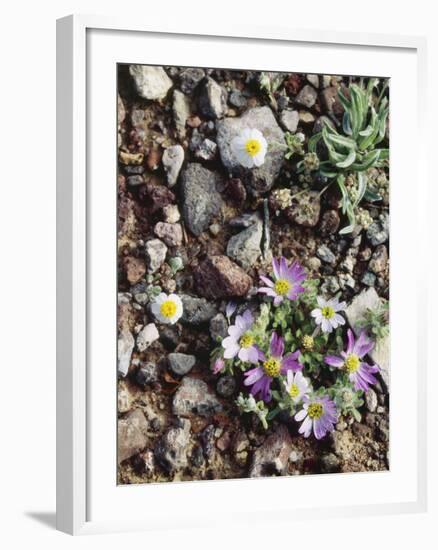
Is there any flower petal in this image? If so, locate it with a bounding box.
[270,331,284,358]
[354,331,374,358]
[346,329,355,354]
[259,275,274,288]
[324,355,344,368]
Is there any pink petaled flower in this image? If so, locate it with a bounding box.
[212,358,225,374]
[258,257,306,306]
[221,310,260,364]
[294,395,338,439]
[243,332,302,402]
[324,329,380,392]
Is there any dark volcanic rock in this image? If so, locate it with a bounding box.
[180,294,217,325]
[180,163,223,236]
[154,419,191,472]
[179,68,205,95]
[194,255,252,299]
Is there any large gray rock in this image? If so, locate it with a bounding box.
[216,106,285,195]
[172,377,222,417]
[180,163,223,236]
[154,418,191,472]
[118,409,148,463]
[118,329,135,377]
[129,65,173,100]
[345,287,390,389]
[226,212,263,269]
[249,425,293,477]
[180,294,217,325]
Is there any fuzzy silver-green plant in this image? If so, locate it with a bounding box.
[307,78,389,233]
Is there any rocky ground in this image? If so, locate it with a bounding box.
[117,65,389,484]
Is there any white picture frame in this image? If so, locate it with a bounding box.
[56,14,428,535]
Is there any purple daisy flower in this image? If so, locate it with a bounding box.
[294,395,338,439]
[258,257,307,306]
[243,332,302,402]
[324,329,380,392]
[221,310,260,363]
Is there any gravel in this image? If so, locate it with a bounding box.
[168,353,196,376]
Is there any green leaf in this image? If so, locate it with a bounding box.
[350,149,381,171]
[323,126,356,150]
[354,172,367,207]
[308,132,322,153]
[335,148,356,168]
[342,112,352,135]
[364,189,382,203]
[338,88,351,111]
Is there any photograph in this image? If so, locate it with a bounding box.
[117,63,390,484]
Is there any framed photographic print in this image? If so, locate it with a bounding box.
[56,15,427,535]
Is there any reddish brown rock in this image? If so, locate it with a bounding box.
[144,182,175,213]
[319,209,340,236]
[146,148,163,171]
[194,255,252,299]
[320,86,345,117]
[123,256,146,285]
[225,178,247,203]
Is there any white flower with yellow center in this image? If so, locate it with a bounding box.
[284,370,310,403]
[311,296,346,334]
[230,128,268,168]
[151,292,183,325]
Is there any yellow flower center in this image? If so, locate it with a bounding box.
[263,357,281,378]
[321,306,335,319]
[245,138,262,157]
[240,333,254,349]
[308,403,324,419]
[302,335,314,351]
[160,300,177,319]
[274,278,292,296]
[289,383,300,399]
[345,354,360,373]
